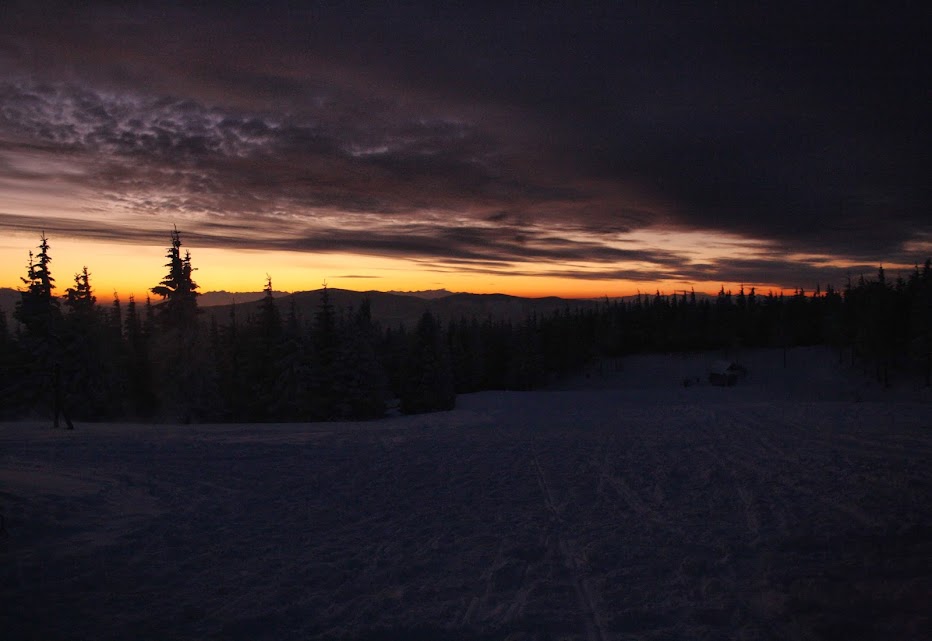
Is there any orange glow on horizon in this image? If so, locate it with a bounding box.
[0,230,883,305]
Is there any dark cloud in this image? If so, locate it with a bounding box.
[672,257,888,294]
[0,212,168,245]
[0,1,929,290]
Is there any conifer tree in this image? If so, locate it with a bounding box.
[209,301,237,420]
[104,293,128,415]
[330,298,389,419]
[307,284,338,418]
[151,227,200,328]
[0,305,22,417]
[242,276,284,419]
[258,275,282,347]
[63,267,96,319]
[149,228,205,421]
[506,315,546,390]
[61,268,116,419]
[314,283,336,367]
[109,293,123,341]
[907,259,932,386]
[15,233,59,339]
[143,295,155,337]
[0,306,8,351]
[400,311,455,414]
[14,234,71,427]
[272,296,311,419]
[125,295,140,346]
[123,295,154,417]
[448,317,485,393]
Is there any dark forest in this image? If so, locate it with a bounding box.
[2,232,931,424]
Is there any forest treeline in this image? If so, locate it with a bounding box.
[1,231,930,423]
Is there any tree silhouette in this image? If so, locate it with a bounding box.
[151,226,200,328]
[4,231,931,422]
[911,260,932,386]
[246,276,284,418]
[64,267,95,313]
[149,228,205,421]
[14,234,71,427]
[330,298,390,419]
[0,305,24,418]
[123,295,154,417]
[61,267,109,419]
[308,284,338,418]
[400,311,455,414]
[15,233,59,339]
[271,296,312,419]
[257,275,282,346]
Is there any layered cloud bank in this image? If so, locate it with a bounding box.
[1,2,929,292]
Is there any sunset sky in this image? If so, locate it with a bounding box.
[1,1,929,300]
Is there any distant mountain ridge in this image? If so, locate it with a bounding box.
[198,288,456,307]
[197,290,289,307]
[204,288,602,329]
[1,285,715,329]
[0,287,283,312]
[384,289,455,300]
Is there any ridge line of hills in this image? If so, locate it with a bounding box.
[0,286,717,328]
[0,287,602,328]
[204,288,603,328]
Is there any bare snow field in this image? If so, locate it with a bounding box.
[2,348,930,640]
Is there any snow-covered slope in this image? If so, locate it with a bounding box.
[1,348,930,640]
[555,345,932,403]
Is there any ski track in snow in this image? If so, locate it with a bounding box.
[1,348,931,641]
[532,443,606,641]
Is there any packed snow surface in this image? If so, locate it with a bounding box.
[1,348,930,640]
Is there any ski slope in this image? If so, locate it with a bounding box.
[1,348,930,640]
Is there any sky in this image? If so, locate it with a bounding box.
[1,1,929,300]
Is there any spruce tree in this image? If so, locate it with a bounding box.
[272,297,310,419]
[400,311,455,414]
[123,295,154,417]
[245,276,284,419]
[63,267,95,315]
[258,276,282,339]
[109,293,123,342]
[14,234,71,427]
[61,268,115,419]
[15,234,59,339]
[62,268,97,399]
[330,298,389,419]
[149,228,205,421]
[313,284,336,367]
[151,227,200,328]
[0,305,22,417]
[0,306,8,351]
[308,284,338,418]
[908,259,932,386]
[105,293,128,416]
